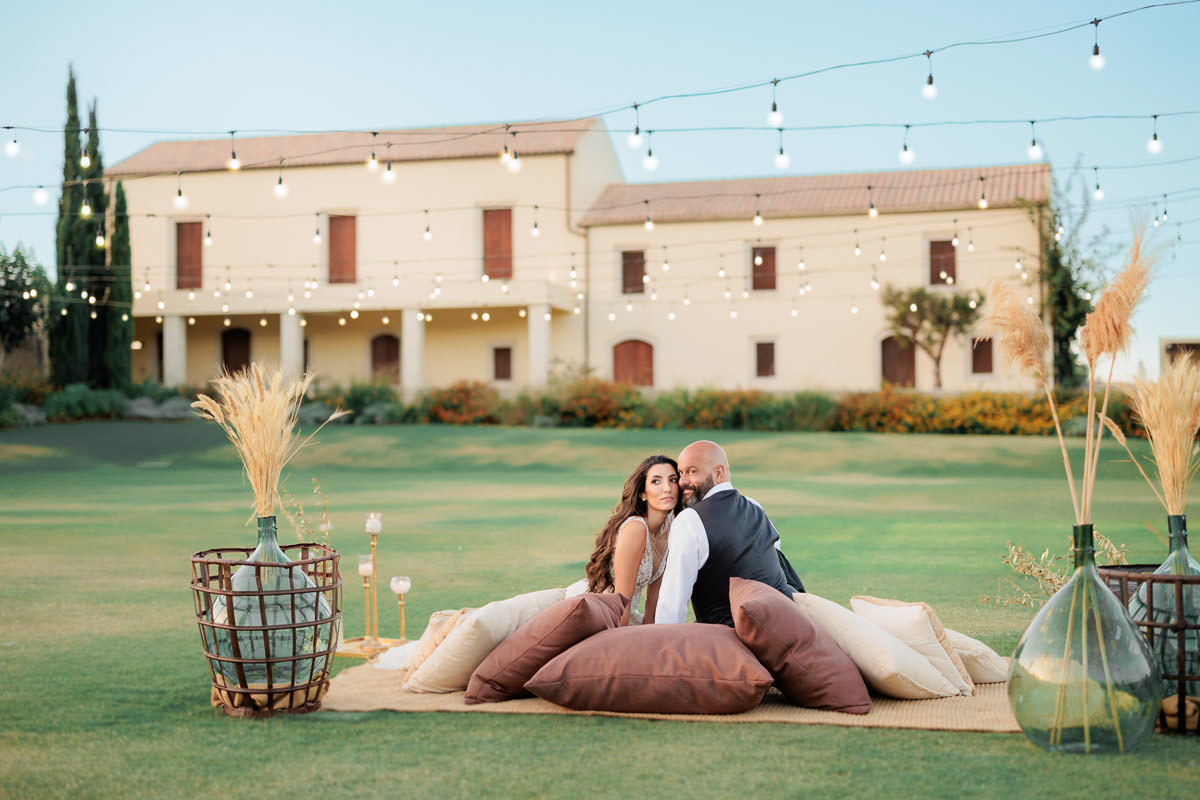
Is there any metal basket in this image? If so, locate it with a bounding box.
[191,543,341,718]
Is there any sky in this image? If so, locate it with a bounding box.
[2,0,1198,379]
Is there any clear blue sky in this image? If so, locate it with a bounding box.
[2,0,1197,379]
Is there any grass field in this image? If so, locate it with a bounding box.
[1,422,1197,799]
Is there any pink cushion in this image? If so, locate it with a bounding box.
[465,593,628,704]
[730,578,872,714]
[526,623,773,714]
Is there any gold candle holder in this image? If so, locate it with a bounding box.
[390,576,411,643]
[335,512,404,659]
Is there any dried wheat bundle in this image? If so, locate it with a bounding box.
[191,364,348,519]
[1105,354,1200,515]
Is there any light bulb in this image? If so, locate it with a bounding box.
[870,277,880,290]
[187,290,196,300]
[80,152,91,169]
[223,317,231,327]
[1147,133,1163,154]
[339,317,347,326]
[382,162,396,183]
[228,153,240,170]
[1028,141,1043,160]
[205,231,212,246]
[854,244,861,256]
[313,230,321,245]
[644,217,655,231]
[978,194,988,210]
[774,149,790,169]
[753,212,763,226]
[32,187,49,206]
[221,303,229,312]
[952,234,959,247]
[790,307,798,317]
[174,189,188,209]
[187,317,195,326]
[668,310,676,321]
[642,274,650,284]
[683,296,691,306]
[899,145,915,165]
[80,201,92,218]
[157,299,165,310]
[223,279,231,291]
[274,176,288,198]
[850,303,859,315]
[626,302,633,312]
[868,203,877,218]
[350,310,359,319]
[259,317,268,327]
[922,76,937,100]
[381,315,389,324]
[245,289,253,299]
[506,153,522,173]
[968,299,977,309]
[530,222,540,237]
[1093,185,1105,200]
[94,233,105,248]
[423,226,432,241]
[608,311,616,321]
[642,150,658,171]
[1089,46,1106,71]
[367,152,378,171]
[754,254,763,266]
[967,241,975,252]
[4,139,18,157]
[65,281,75,291]
[797,258,806,271]
[766,106,784,127]
[627,129,643,149]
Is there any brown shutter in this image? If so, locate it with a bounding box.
[756,342,775,377]
[752,246,776,291]
[222,328,251,375]
[881,336,915,387]
[930,240,956,285]
[972,338,994,374]
[622,250,645,294]
[483,208,513,279]
[176,221,202,289]
[328,215,356,283]
[613,340,653,386]
[371,334,400,383]
[493,347,512,381]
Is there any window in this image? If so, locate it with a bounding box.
[930,240,956,285]
[755,341,775,377]
[613,339,653,386]
[176,221,202,289]
[972,337,994,374]
[483,208,513,279]
[371,334,400,383]
[881,336,915,387]
[752,246,776,291]
[222,328,251,375]
[621,250,645,294]
[493,347,513,381]
[329,215,356,283]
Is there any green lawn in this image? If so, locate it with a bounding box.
[1,422,1196,800]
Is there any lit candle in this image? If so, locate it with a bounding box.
[357,555,373,577]
[365,512,382,534]
[390,576,411,595]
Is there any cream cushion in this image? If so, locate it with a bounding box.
[850,596,974,696]
[403,588,567,693]
[944,628,1010,684]
[792,592,958,700]
[394,608,474,681]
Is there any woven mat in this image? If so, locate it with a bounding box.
[320,663,1020,732]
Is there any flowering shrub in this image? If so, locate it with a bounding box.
[555,377,645,428]
[422,380,500,425]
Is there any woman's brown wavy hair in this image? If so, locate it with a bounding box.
[585,454,682,593]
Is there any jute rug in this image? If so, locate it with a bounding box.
[320,663,1020,733]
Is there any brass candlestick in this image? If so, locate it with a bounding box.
[390,575,411,643]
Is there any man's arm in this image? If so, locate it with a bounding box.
[656,508,708,624]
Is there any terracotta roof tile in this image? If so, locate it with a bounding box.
[578,164,1049,226]
[107,118,600,177]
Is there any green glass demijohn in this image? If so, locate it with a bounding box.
[206,516,335,687]
[1008,524,1162,753]
[1128,514,1200,699]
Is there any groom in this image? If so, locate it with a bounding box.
[656,440,803,627]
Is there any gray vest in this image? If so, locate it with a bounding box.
[690,489,794,626]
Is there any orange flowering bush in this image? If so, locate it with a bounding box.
[422,380,500,425]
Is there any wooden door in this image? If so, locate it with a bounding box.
[613,339,653,386]
[371,334,400,383]
[222,328,251,375]
[881,336,915,387]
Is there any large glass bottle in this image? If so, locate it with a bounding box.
[1008,524,1162,753]
[207,516,335,687]
[1128,514,1200,699]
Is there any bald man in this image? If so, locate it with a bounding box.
[656,440,803,626]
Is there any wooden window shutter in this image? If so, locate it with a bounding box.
[493,347,512,381]
[756,342,775,377]
[483,208,513,279]
[613,340,653,386]
[371,334,400,383]
[622,250,645,294]
[972,338,994,374]
[929,240,956,285]
[752,246,776,291]
[329,215,356,284]
[175,221,203,289]
[222,328,252,376]
[881,336,915,387]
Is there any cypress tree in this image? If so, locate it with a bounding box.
[49,65,88,387]
[103,182,132,388]
[81,102,109,387]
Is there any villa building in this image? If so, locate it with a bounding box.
[107,119,1048,395]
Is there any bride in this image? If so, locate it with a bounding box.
[584,455,683,625]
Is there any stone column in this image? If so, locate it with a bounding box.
[279,310,304,378]
[527,303,550,390]
[401,308,425,402]
[161,315,187,386]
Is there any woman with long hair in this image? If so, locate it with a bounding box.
[584,455,683,625]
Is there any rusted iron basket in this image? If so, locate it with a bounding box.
[1099,565,1200,735]
[191,543,341,718]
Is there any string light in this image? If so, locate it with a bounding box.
[766,78,783,127]
[500,124,513,164]
[531,205,540,237]
[870,270,880,291]
[223,317,231,327]
[80,195,92,217]
[1014,256,1023,271]
[850,299,859,315]
[174,170,188,209]
[313,213,321,245]
[627,103,643,149]
[879,237,887,261]
[423,209,433,240]
[80,132,91,168]
[382,314,390,324]
[4,137,18,157]
[94,229,105,248]
[922,50,937,100]
[32,186,48,205]
[774,128,789,169]
[977,176,988,209]
[867,185,877,217]
[382,144,396,184]
[643,199,655,230]
[274,159,288,198]
[1147,115,1163,154]
[1161,193,1168,223]
[952,219,959,248]
[967,227,975,252]
[797,248,806,271]
[753,193,763,226]
[1089,19,1106,70]
[1027,121,1043,160]
[853,229,861,256]
[350,310,359,320]
[227,131,240,170]
[367,132,379,171]
[642,131,658,171]
[1092,166,1105,200]
[506,132,522,173]
[661,246,669,272]
[898,125,915,165]
[205,215,213,246]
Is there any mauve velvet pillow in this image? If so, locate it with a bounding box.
[525,623,773,715]
[465,593,628,704]
[730,577,872,714]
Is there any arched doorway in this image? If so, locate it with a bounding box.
[221,328,251,375]
[371,334,400,383]
[613,339,653,386]
[881,335,915,388]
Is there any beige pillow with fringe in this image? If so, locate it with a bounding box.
[792,592,958,700]
[404,587,567,693]
[395,608,474,682]
[943,628,1010,684]
[850,596,975,696]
